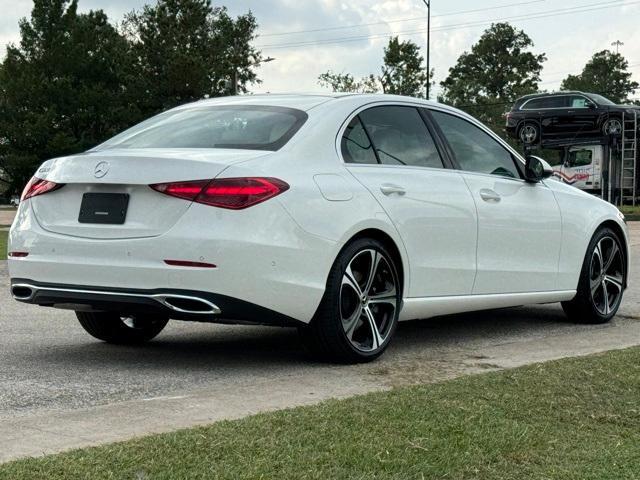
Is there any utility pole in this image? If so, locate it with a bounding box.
[231,57,275,96]
[612,40,624,54]
[422,0,431,100]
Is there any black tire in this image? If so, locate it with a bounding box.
[518,122,539,145]
[76,311,169,344]
[299,238,401,364]
[562,227,626,324]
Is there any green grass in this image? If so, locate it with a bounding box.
[618,206,640,221]
[2,348,640,479]
[0,230,7,261]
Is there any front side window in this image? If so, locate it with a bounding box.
[571,96,593,108]
[341,117,378,164]
[358,106,444,169]
[95,105,308,151]
[567,149,593,167]
[431,111,521,179]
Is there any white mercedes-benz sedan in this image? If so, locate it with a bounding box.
[7,94,629,363]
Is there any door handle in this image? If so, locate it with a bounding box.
[380,184,406,196]
[479,188,501,203]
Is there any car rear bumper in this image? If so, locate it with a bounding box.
[8,200,338,323]
[9,278,302,326]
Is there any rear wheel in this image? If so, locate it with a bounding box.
[300,238,401,363]
[562,228,625,324]
[518,123,539,144]
[76,312,169,344]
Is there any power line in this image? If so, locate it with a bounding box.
[259,0,546,37]
[539,61,640,86]
[257,0,640,50]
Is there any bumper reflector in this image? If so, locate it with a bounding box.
[8,252,29,258]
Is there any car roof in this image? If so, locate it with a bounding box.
[179,93,457,113]
[517,91,588,100]
[185,93,355,112]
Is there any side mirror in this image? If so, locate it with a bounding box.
[586,102,596,110]
[524,155,554,183]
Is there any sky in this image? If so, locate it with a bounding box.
[1,0,639,100]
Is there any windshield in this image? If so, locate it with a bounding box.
[95,105,308,151]
[588,94,616,106]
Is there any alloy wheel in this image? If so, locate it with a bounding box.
[604,119,622,135]
[520,125,538,144]
[339,249,399,352]
[590,236,624,316]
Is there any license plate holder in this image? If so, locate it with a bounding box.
[78,193,129,225]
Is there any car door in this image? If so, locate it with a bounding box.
[429,109,562,294]
[543,95,574,136]
[520,97,558,136]
[564,95,599,135]
[342,105,477,298]
[565,147,595,189]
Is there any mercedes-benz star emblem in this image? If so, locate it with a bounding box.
[94,161,110,178]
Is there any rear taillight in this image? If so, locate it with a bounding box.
[21,177,64,201]
[150,177,289,210]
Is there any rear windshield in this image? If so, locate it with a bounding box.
[95,105,308,151]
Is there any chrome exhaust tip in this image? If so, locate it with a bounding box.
[153,295,221,315]
[11,284,35,301]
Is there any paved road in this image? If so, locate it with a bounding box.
[1,223,639,461]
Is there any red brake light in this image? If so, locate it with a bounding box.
[21,177,64,201]
[150,177,289,210]
[150,180,209,202]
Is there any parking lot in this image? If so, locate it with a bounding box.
[1,221,640,462]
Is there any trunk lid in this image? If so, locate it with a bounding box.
[31,148,269,239]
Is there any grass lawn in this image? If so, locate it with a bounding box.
[1,348,639,479]
[619,205,640,220]
[0,230,7,261]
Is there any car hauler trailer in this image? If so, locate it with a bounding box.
[520,110,638,206]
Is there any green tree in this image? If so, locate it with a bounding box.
[380,36,430,97]
[317,71,379,93]
[123,0,262,112]
[561,50,639,104]
[318,36,431,97]
[0,0,133,196]
[440,23,546,130]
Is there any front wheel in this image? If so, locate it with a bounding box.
[76,312,169,344]
[602,118,623,136]
[300,238,401,363]
[562,228,626,324]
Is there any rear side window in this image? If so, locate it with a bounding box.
[431,111,520,179]
[522,96,568,109]
[358,106,444,169]
[96,106,308,151]
[341,117,378,164]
